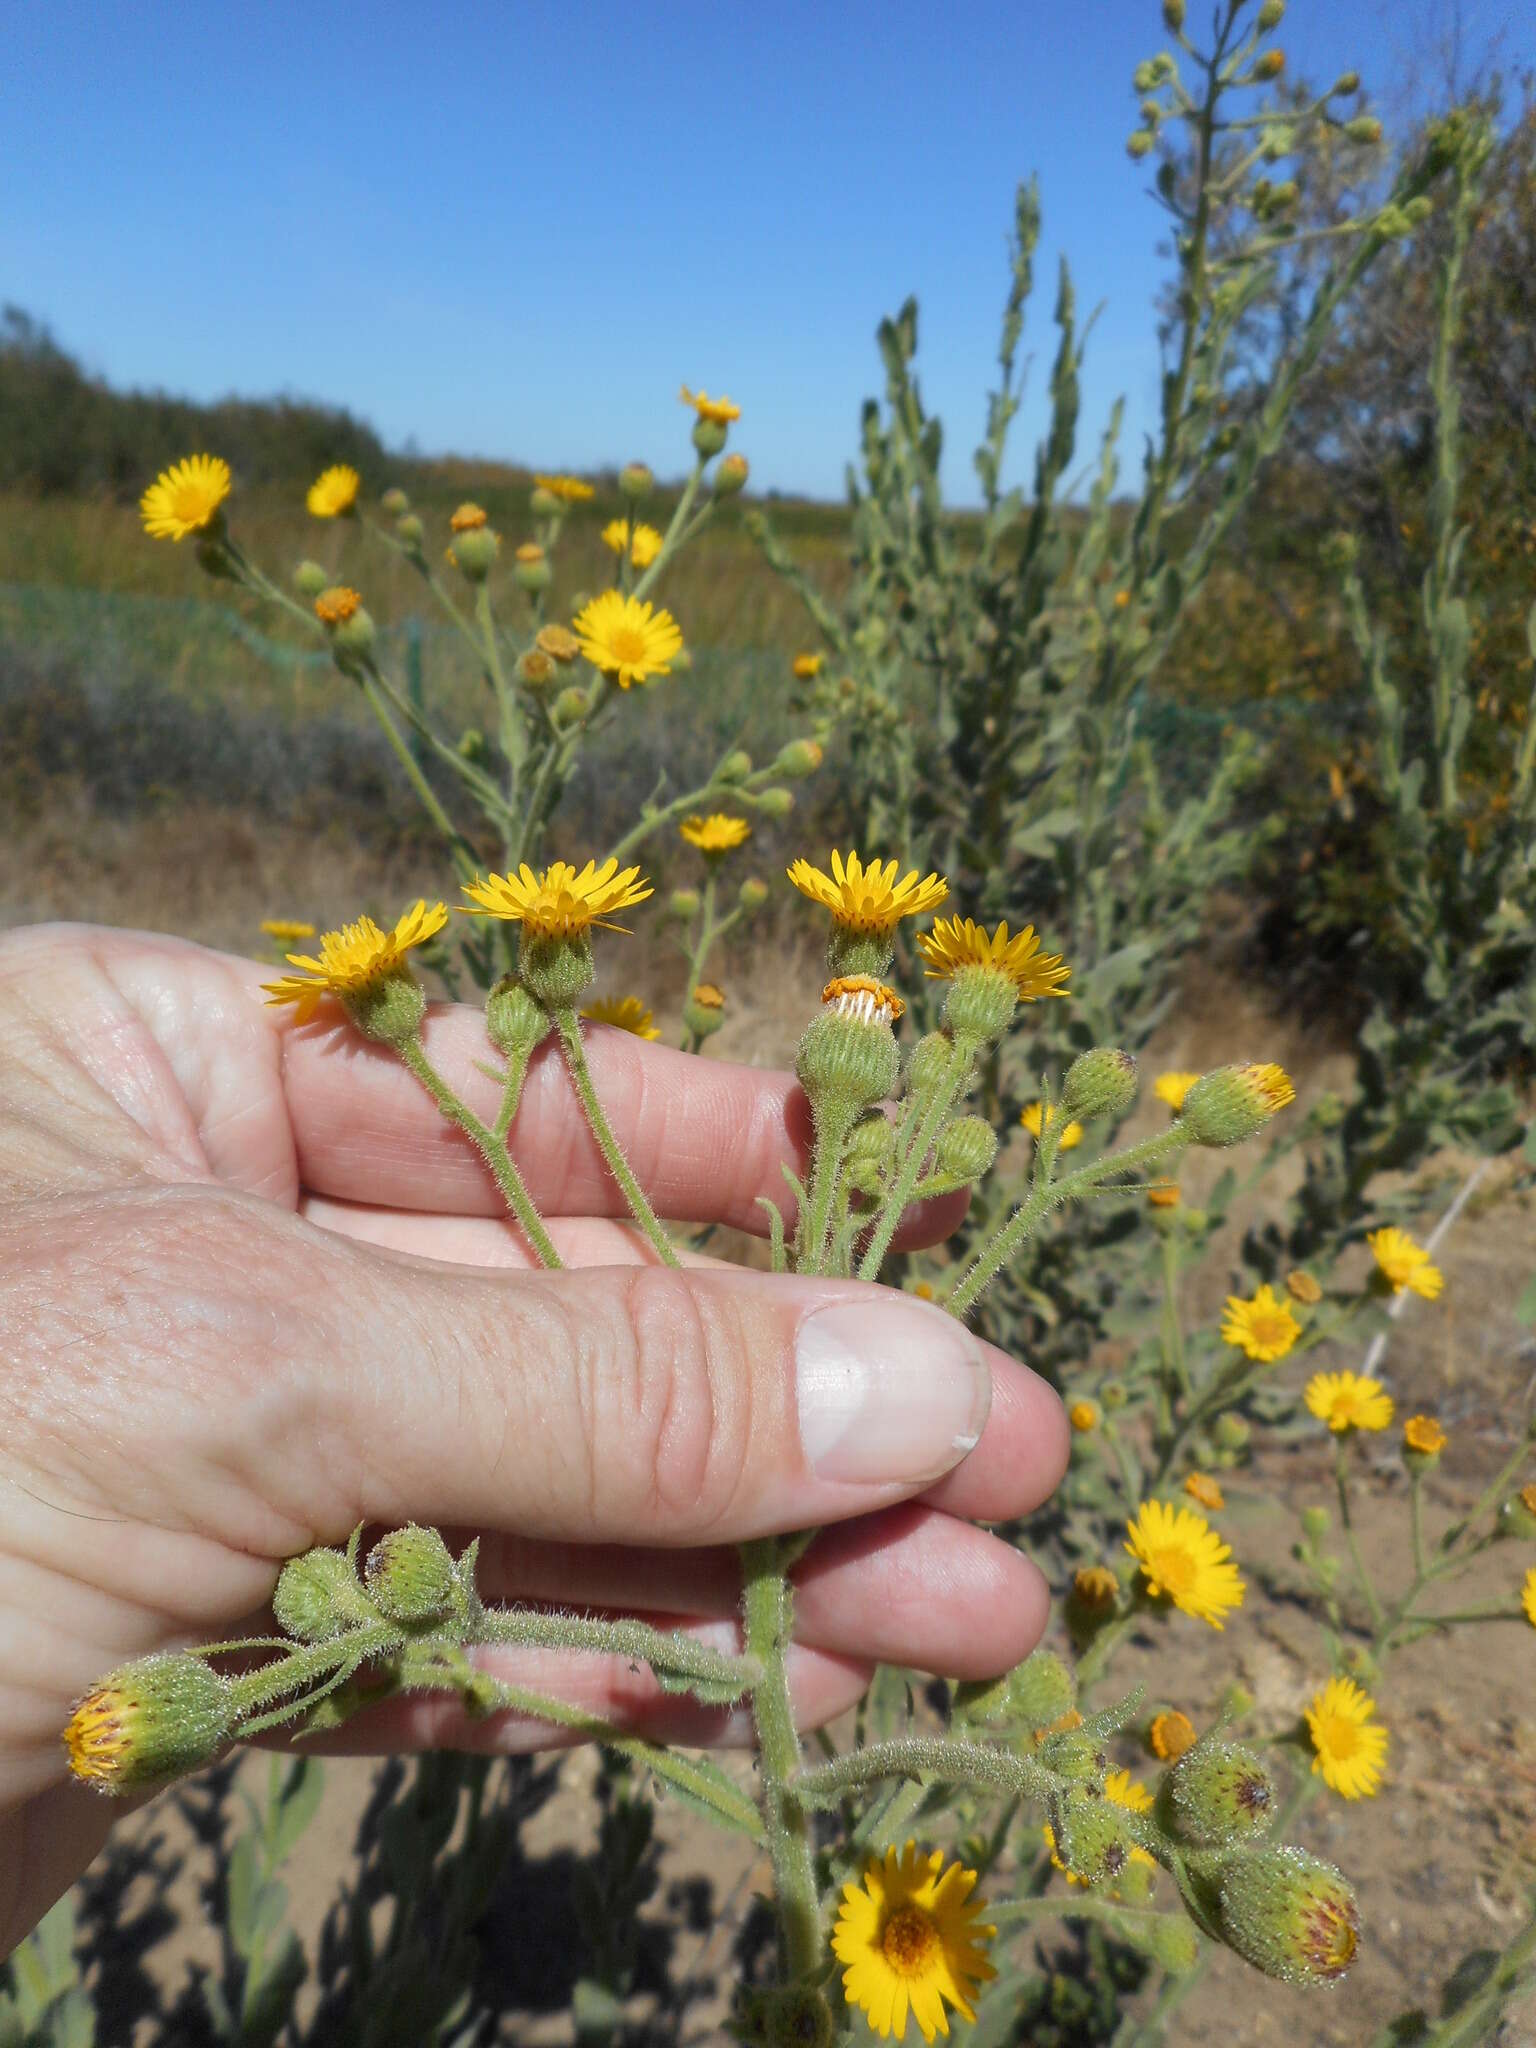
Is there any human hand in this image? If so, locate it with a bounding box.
[0,923,1067,1950]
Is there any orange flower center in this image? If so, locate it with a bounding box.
[882,1906,940,1976]
[1249,1309,1293,1348]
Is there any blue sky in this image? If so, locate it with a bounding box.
[4,0,1527,502]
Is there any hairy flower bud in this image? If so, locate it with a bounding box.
[1215,1847,1360,1984]
[1347,115,1383,145]
[553,685,590,727]
[65,1655,234,1792]
[1252,48,1284,80]
[1181,1063,1294,1145]
[718,750,753,783]
[380,486,409,516]
[774,738,824,780]
[395,512,425,548]
[518,649,556,690]
[364,1525,461,1626]
[273,1546,377,1641]
[1161,0,1185,28]
[485,973,549,1060]
[619,461,653,500]
[796,994,901,1115]
[529,486,561,518]
[715,452,750,496]
[684,984,727,1039]
[514,543,551,593]
[935,1115,998,1182]
[756,787,795,819]
[1055,1796,1140,1886]
[1127,130,1156,159]
[293,559,328,597]
[738,876,770,911]
[449,526,500,583]
[669,887,702,920]
[1257,0,1284,28]
[692,416,729,458]
[1162,1741,1276,1846]
[1061,1047,1138,1122]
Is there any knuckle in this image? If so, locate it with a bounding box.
[608,1268,752,1534]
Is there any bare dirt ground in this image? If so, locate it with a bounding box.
[8,823,1536,2044]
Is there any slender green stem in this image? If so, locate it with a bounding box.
[794,1736,1052,1808]
[554,1008,679,1265]
[1410,1470,1428,1582]
[741,1539,820,1976]
[797,1100,857,1275]
[1334,1437,1385,1634]
[632,459,706,603]
[857,1037,970,1282]
[396,1038,561,1267]
[472,1608,757,1694]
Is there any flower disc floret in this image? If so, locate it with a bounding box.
[450,501,488,532]
[306,465,360,518]
[1306,1677,1388,1799]
[262,901,448,1023]
[580,994,660,1039]
[832,1841,995,2043]
[572,590,684,688]
[916,915,1070,1001]
[788,850,948,935]
[1367,1226,1444,1300]
[1150,1710,1198,1761]
[1220,1284,1301,1363]
[680,813,750,853]
[1125,1500,1246,1629]
[460,859,652,938]
[1305,1371,1394,1434]
[140,455,231,540]
[314,585,363,626]
[679,384,741,424]
[821,974,905,1022]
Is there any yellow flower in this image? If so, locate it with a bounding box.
[832,1842,995,2043]
[600,517,664,568]
[533,473,595,502]
[690,982,726,1009]
[1286,1268,1323,1304]
[1147,1180,1181,1207]
[460,859,652,939]
[821,974,905,1021]
[1305,1677,1388,1799]
[679,384,741,424]
[1237,1061,1296,1114]
[1125,1499,1246,1630]
[140,454,231,540]
[1403,1414,1446,1456]
[314,586,362,625]
[1524,1567,1536,1628]
[515,542,545,564]
[63,1686,135,1785]
[679,813,751,853]
[450,501,488,532]
[536,624,581,661]
[259,918,315,943]
[1021,1100,1084,1149]
[916,915,1070,1001]
[306,465,361,518]
[792,652,825,678]
[1154,1070,1200,1111]
[581,994,660,1040]
[262,901,448,1023]
[1149,1710,1197,1761]
[1184,1472,1225,1511]
[1069,1400,1100,1432]
[1367,1226,1444,1301]
[1305,1371,1395,1434]
[572,590,684,688]
[1220,1284,1302,1363]
[787,850,948,935]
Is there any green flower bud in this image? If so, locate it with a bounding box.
[273,1546,377,1642]
[1061,1048,1138,1122]
[1252,48,1285,81]
[846,1111,896,1177]
[941,966,1017,1044]
[715,452,749,496]
[1010,1648,1077,1728]
[738,877,769,911]
[450,527,500,583]
[518,649,557,690]
[396,512,425,547]
[1162,1741,1277,1846]
[1040,1730,1105,1782]
[1181,1063,1294,1146]
[458,728,488,761]
[364,1524,461,1626]
[1055,1797,1140,1885]
[718,750,753,783]
[1214,1412,1251,1451]
[684,985,727,1039]
[293,559,329,597]
[756,787,795,819]
[796,1000,901,1116]
[518,932,595,1008]
[513,544,551,593]
[773,738,825,779]
[1161,0,1185,28]
[906,1032,953,1096]
[344,968,426,1048]
[669,888,702,920]
[1215,1846,1360,1984]
[692,416,728,458]
[380,486,409,516]
[1257,0,1284,29]
[529,486,561,518]
[1127,131,1156,159]
[553,685,590,727]
[1144,1913,1201,1975]
[1332,69,1360,95]
[1101,1379,1129,1411]
[64,1654,234,1792]
[1347,115,1383,145]
[1498,1487,1536,1540]
[485,973,549,1060]
[1300,1504,1331,1542]
[619,461,653,500]
[935,1115,998,1182]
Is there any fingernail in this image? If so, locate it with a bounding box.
[795,1297,991,1484]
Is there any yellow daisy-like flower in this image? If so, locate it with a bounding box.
[533,473,595,502]
[1125,1499,1246,1630]
[314,586,362,626]
[580,993,660,1040]
[832,1842,995,2044]
[1154,1071,1200,1111]
[690,982,726,1009]
[916,916,1070,1001]
[140,454,231,540]
[1220,1283,1302,1364]
[821,974,905,1022]
[1068,1400,1100,1433]
[792,652,825,679]
[1403,1414,1446,1456]
[450,501,489,532]
[1367,1226,1444,1301]
[1524,1568,1536,1628]
[1147,1180,1181,1207]
[460,859,653,939]
[1149,1710,1197,1761]
[1306,1677,1389,1799]
[262,901,448,1023]
[306,464,361,518]
[787,851,948,935]
[259,918,315,943]
[536,623,580,662]
[679,384,741,424]
[600,517,664,568]
[1305,1371,1395,1434]
[572,590,684,688]
[1184,1472,1225,1511]
[679,813,751,853]
[1021,1100,1084,1149]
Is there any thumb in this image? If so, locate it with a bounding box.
[291,1229,995,1546]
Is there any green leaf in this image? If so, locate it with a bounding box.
[628,1748,763,1840]
[226,1833,259,1954]
[1515,1273,1536,1329]
[270,1756,324,1862]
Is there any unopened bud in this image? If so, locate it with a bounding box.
[756,786,795,818]
[684,984,727,1039]
[1162,1741,1276,1846]
[739,876,769,911]
[1215,1847,1360,1984]
[1347,115,1383,144]
[1181,1063,1294,1145]
[553,685,589,726]
[1061,1048,1138,1122]
[1300,1505,1331,1543]
[1257,0,1284,29]
[514,542,551,592]
[1055,1797,1140,1886]
[619,461,653,500]
[715,452,749,495]
[935,1116,998,1182]
[293,559,328,597]
[1127,131,1156,159]
[64,1655,234,1792]
[380,486,409,516]
[395,512,425,547]
[364,1524,461,1626]
[669,888,701,920]
[1162,0,1185,27]
[1101,1379,1129,1411]
[450,527,500,583]
[692,416,728,458]
[485,973,548,1060]
[518,649,556,690]
[774,738,824,779]
[273,1546,376,1641]
[1332,69,1360,94]
[1253,48,1284,80]
[1215,1413,1251,1451]
[718,749,753,783]
[796,1001,900,1113]
[529,486,561,518]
